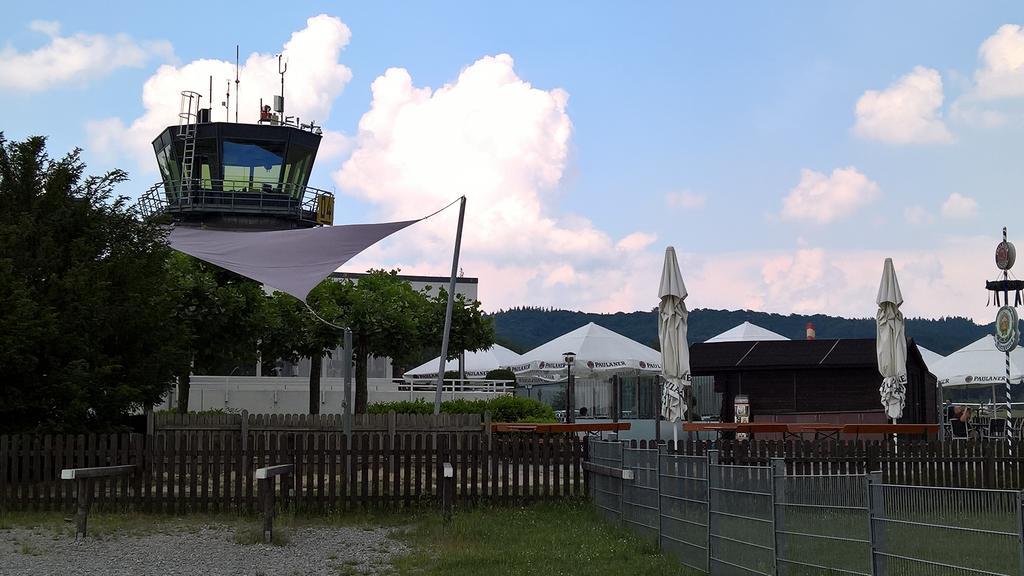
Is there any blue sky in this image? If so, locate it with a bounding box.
[1,2,1021,321]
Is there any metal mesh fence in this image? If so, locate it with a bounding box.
[871,482,1023,576]
[586,443,1024,576]
[659,453,709,573]
[589,439,623,524]
[775,473,871,575]
[709,462,776,575]
[622,446,660,542]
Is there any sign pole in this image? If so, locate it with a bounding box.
[992,227,1018,453]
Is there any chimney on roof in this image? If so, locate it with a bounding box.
[806,322,816,340]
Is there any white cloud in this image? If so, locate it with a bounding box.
[904,205,935,226]
[780,167,881,224]
[677,237,995,323]
[335,53,673,313]
[853,66,953,144]
[0,21,174,91]
[616,232,657,252]
[941,192,978,219]
[973,24,1024,100]
[951,24,1024,128]
[87,15,353,176]
[665,190,706,209]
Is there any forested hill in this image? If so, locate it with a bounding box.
[490,307,994,356]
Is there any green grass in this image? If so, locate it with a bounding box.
[390,503,698,576]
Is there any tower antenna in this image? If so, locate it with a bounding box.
[225,80,231,122]
[277,53,287,122]
[235,45,240,123]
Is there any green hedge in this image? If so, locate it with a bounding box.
[368,396,555,423]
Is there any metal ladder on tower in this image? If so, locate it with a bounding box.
[177,91,202,201]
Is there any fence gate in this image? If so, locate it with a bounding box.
[709,453,776,575]
[589,440,623,524]
[869,474,1024,576]
[773,464,872,575]
[659,452,709,573]
[621,445,659,543]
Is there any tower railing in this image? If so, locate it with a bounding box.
[136,178,334,225]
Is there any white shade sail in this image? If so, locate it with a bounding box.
[658,246,689,422]
[167,219,420,302]
[513,322,662,381]
[876,258,907,420]
[706,322,788,343]
[404,345,522,380]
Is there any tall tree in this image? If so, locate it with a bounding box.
[337,270,430,413]
[167,253,267,413]
[0,135,180,431]
[260,281,346,414]
[418,288,496,371]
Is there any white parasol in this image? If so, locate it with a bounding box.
[876,258,908,420]
[658,247,689,422]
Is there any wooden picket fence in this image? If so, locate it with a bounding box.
[9,434,1023,515]
[629,438,1024,489]
[0,431,587,513]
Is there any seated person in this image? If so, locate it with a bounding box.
[946,404,972,423]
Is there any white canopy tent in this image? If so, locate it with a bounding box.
[514,323,662,419]
[403,345,522,380]
[916,346,945,373]
[935,335,1024,389]
[706,321,789,343]
[514,322,662,380]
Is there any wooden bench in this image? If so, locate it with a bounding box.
[60,465,136,539]
[255,464,294,543]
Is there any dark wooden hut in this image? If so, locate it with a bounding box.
[689,338,937,425]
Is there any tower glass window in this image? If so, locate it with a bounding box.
[223,139,286,192]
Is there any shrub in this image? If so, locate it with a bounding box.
[485,368,516,383]
[366,396,555,423]
[367,399,433,415]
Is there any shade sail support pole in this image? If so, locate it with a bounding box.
[434,196,467,415]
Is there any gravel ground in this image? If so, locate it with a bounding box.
[0,523,408,576]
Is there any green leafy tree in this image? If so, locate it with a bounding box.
[0,135,180,431]
[417,287,496,375]
[337,270,431,414]
[167,253,267,413]
[260,281,346,414]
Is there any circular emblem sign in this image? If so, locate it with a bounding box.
[995,306,1020,352]
[996,241,1016,271]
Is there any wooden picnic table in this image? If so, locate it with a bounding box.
[682,422,938,440]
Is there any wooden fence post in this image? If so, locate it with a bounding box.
[985,441,996,490]
[442,461,454,525]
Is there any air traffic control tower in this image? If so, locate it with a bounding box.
[139,90,334,229]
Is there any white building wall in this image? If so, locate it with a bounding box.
[160,376,510,414]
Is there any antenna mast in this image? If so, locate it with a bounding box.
[235,45,240,123]
[277,53,287,121]
[225,80,230,122]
